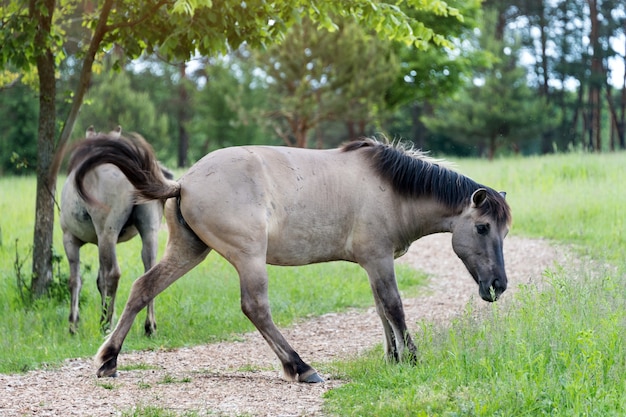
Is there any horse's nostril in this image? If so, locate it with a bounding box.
[493,279,506,291]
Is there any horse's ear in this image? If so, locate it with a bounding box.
[471,188,488,208]
[111,125,122,138]
[499,191,507,199]
[86,126,96,138]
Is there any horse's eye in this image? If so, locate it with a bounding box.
[476,224,490,235]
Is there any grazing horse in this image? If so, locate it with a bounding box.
[60,127,172,335]
[71,136,511,383]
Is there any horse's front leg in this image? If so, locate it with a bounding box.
[63,232,84,334]
[95,238,210,378]
[235,259,323,383]
[361,256,417,363]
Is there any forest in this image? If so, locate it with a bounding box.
[0,0,625,295]
[2,0,625,176]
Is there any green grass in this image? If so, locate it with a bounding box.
[458,152,626,262]
[120,405,200,417]
[324,151,626,416]
[326,265,626,416]
[0,175,425,374]
[3,152,625,416]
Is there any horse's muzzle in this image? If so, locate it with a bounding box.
[479,278,506,302]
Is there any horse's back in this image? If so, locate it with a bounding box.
[177,145,400,265]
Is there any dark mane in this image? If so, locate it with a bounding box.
[342,138,511,226]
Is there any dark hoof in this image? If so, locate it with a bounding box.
[69,316,79,335]
[299,371,324,383]
[96,357,118,378]
[144,322,157,337]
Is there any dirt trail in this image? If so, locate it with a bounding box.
[0,234,570,416]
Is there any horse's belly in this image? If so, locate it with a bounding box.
[68,224,98,245]
[265,226,353,266]
[117,226,139,243]
[266,247,349,266]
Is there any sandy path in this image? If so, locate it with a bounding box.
[0,234,570,416]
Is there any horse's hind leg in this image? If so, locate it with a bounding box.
[136,207,160,336]
[96,235,121,333]
[63,232,84,334]
[95,220,210,378]
[144,300,156,336]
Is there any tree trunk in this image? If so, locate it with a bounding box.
[589,85,601,151]
[178,62,189,168]
[410,103,426,149]
[618,43,626,150]
[31,0,115,295]
[538,1,553,154]
[605,83,623,152]
[539,2,549,97]
[29,0,57,296]
[316,124,323,149]
[587,0,603,151]
[31,68,57,296]
[620,88,626,150]
[488,136,496,160]
[358,120,366,138]
[295,120,308,148]
[346,121,356,141]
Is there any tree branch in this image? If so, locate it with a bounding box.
[49,0,116,179]
[105,0,171,31]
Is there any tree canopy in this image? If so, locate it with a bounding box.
[0,0,467,296]
[1,0,624,296]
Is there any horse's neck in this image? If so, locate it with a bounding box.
[399,199,457,240]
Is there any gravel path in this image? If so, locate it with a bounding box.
[0,234,571,416]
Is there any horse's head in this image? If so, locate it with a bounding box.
[86,125,122,139]
[451,188,511,302]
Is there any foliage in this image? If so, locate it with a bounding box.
[253,16,400,147]
[0,83,39,174]
[73,71,170,158]
[386,0,484,108]
[187,53,274,159]
[422,9,560,158]
[100,53,273,166]
[422,65,558,158]
[0,0,467,296]
[496,0,626,151]
[1,0,464,83]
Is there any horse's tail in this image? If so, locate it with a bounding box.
[70,133,180,204]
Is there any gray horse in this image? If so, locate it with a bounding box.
[60,127,172,335]
[71,136,511,383]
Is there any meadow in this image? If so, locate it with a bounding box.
[0,174,424,374]
[324,151,626,416]
[1,151,625,416]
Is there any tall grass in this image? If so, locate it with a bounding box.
[460,152,626,262]
[0,175,424,374]
[325,151,626,416]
